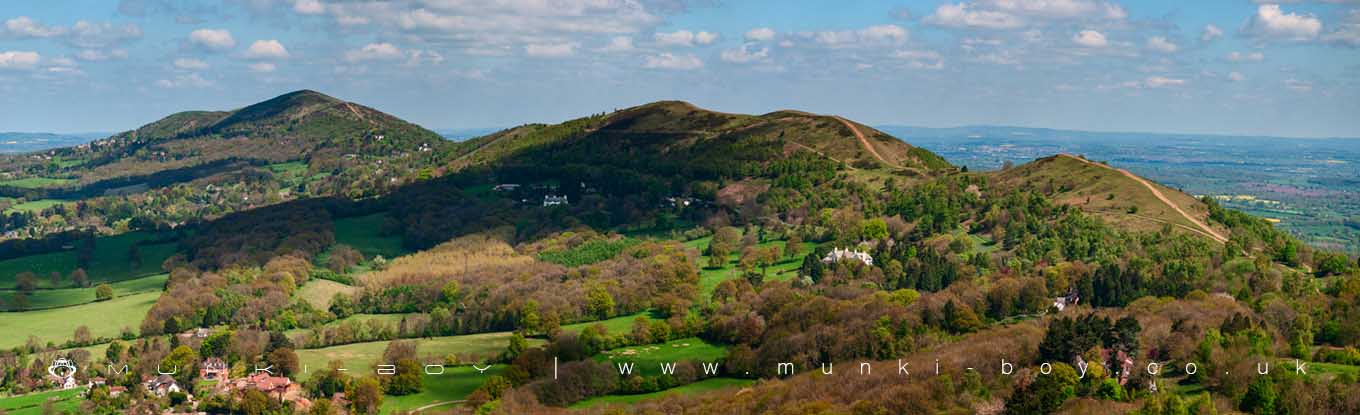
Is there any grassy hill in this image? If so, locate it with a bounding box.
[452,100,951,174]
[995,154,1229,242]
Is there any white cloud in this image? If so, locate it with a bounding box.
[525,42,577,57]
[293,0,325,15]
[155,73,212,88]
[248,62,277,73]
[1244,4,1321,41]
[803,24,908,48]
[1144,76,1185,88]
[655,30,719,47]
[1201,24,1223,42]
[345,43,404,61]
[893,49,945,69]
[75,49,129,61]
[1228,71,1246,82]
[926,0,1125,29]
[173,58,209,70]
[1147,36,1179,53]
[926,3,1024,29]
[745,27,776,41]
[643,53,703,70]
[1227,51,1265,62]
[1323,10,1360,47]
[1285,78,1312,92]
[0,51,41,70]
[598,36,634,52]
[720,44,769,63]
[66,21,142,49]
[244,40,290,60]
[1073,30,1108,48]
[189,29,235,51]
[3,17,66,38]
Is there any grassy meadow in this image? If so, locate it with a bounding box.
[0,291,158,349]
[334,213,408,260]
[594,337,727,376]
[0,231,177,290]
[0,388,84,415]
[296,332,545,373]
[569,377,753,409]
[1,273,166,309]
[379,366,508,414]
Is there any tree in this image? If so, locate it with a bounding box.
[71,268,88,287]
[267,347,300,377]
[384,359,423,395]
[506,332,528,360]
[519,300,541,333]
[95,283,114,301]
[160,345,199,385]
[49,271,61,286]
[350,377,384,414]
[15,272,37,293]
[73,326,93,345]
[785,233,803,259]
[586,284,615,319]
[1240,376,1276,415]
[1005,363,1079,414]
[707,244,730,269]
[861,218,889,241]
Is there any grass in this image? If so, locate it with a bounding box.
[296,278,358,310]
[0,231,177,290]
[0,291,159,349]
[594,337,728,376]
[334,213,408,260]
[285,313,415,338]
[267,161,308,175]
[0,273,166,309]
[0,177,74,189]
[3,198,66,214]
[569,377,753,409]
[559,311,661,336]
[683,235,812,298]
[0,388,85,415]
[296,332,545,373]
[379,366,507,414]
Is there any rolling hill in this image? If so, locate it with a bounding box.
[995,154,1229,242]
[452,100,951,174]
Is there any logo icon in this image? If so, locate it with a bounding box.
[48,358,77,378]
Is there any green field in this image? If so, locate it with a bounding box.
[379,366,507,414]
[286,312,414,338]
[0,291,158,349]
[594,337,728,376]
[0,387,84,415]
[267,160,309,176]
[570,377,753,409]
[0,231,177,290]
[683,235,812,297]
[0,177,74,189]
[560,310,660,335]
[296,332,545,373]
[2,198,67,214]
[296,278,358,310]
[0,273,166,309]
[334,213,408,260]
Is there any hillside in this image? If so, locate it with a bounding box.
[995,154,1229,242]
[452,101,951,174]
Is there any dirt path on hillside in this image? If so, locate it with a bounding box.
[1064,154,1228,243]
[833,116,901,169]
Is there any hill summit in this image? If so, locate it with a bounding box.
[452,100,952,174]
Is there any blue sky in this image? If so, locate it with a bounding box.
[1,0,1357,138]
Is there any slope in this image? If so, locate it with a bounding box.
[451,101,951,174]
[995,154,1229,243]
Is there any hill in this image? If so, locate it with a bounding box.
[995,154,1229,242]
[452,101,951,174]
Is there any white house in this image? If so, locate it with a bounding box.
[822,247,873,266]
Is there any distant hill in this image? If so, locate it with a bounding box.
[0,132,108,154]
[0,90,450,198]
[995,154,1229,242]
[452,100,951,174]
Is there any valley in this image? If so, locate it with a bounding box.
[0,92,1354,415]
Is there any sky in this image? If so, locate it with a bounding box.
[0,0,1358,138]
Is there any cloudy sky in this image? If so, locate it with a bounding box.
[1,0,1358,138]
